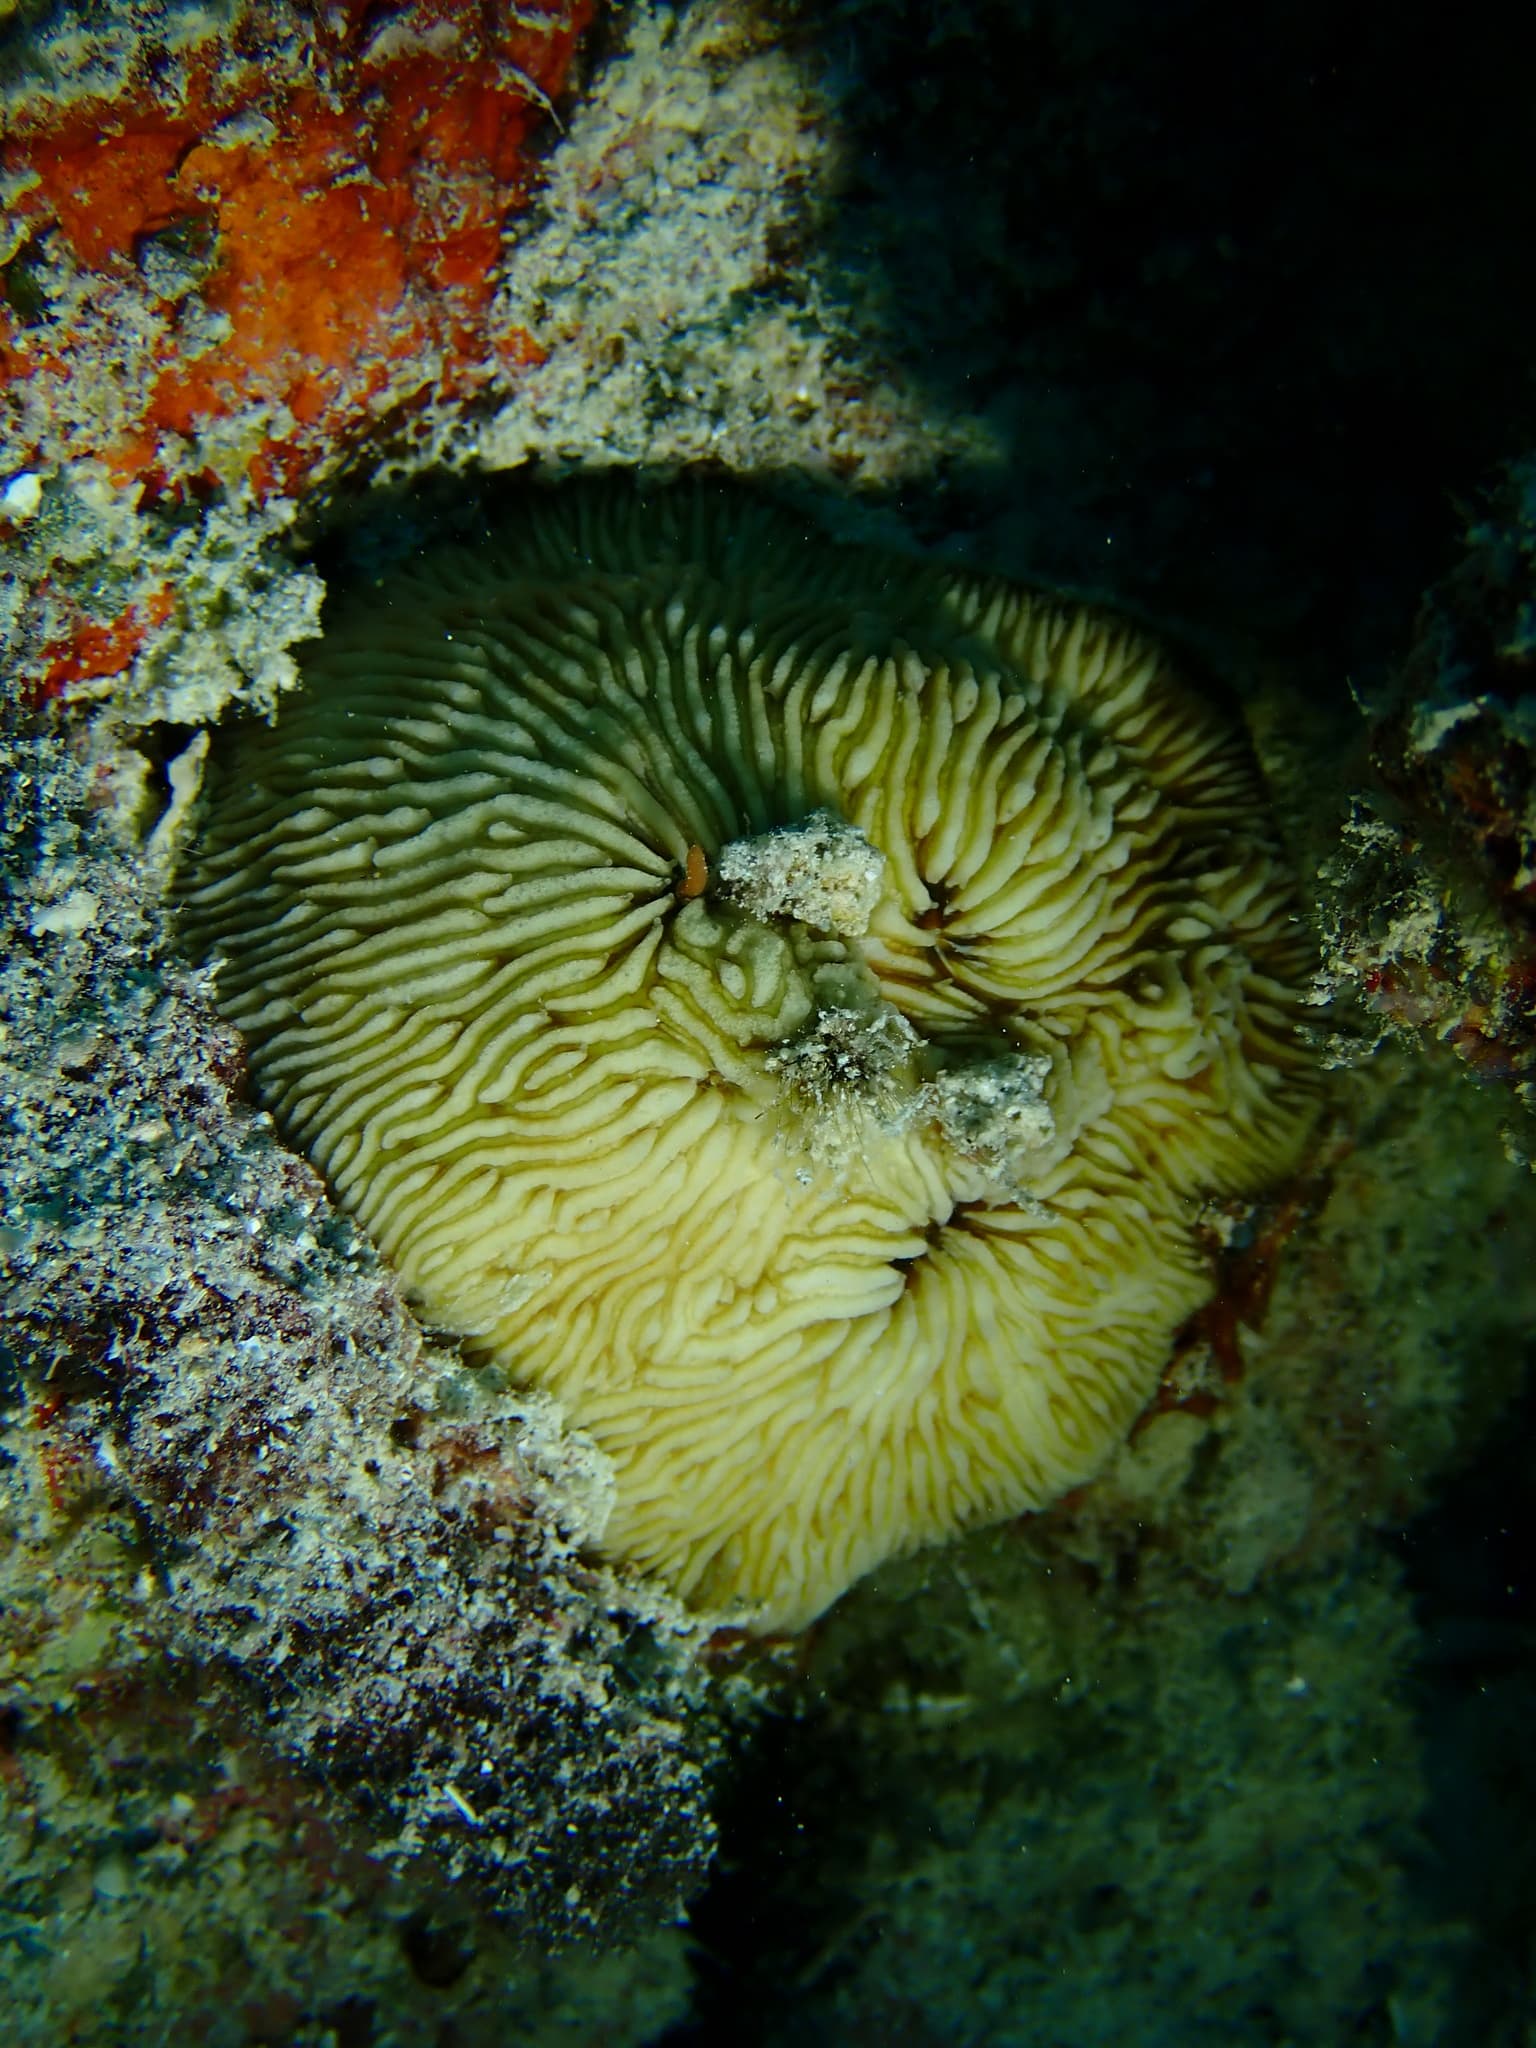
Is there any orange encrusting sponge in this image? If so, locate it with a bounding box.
[1,1,590,691]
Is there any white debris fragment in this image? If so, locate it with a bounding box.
[1408,696,1482,753]
[442,1782,482,1826]
[2,470,44,521]
[715,810,885,938]
[144,728,211,865]
[30,887,102,936]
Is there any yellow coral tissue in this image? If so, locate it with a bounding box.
[177,481,1320,1632]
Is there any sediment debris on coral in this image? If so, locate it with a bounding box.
[714,811,888,940]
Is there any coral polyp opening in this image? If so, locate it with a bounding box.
[177,482,1319,1631]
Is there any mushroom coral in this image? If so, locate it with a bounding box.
[178,483,1319,1631]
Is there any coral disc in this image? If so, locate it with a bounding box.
[179,483,1319,1631]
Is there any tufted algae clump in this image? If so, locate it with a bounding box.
[177,481,1319,1632]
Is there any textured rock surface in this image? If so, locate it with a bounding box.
[0,723,717,1968]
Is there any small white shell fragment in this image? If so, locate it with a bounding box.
[30,887,101,936]
[2,470,44,521]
